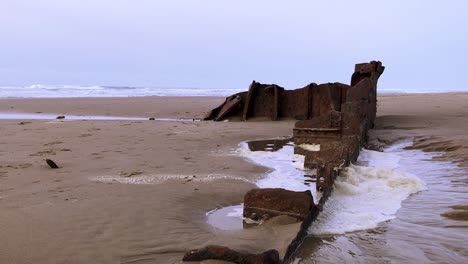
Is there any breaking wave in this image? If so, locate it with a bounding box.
[1,84,465,98]
[0,84,244,98]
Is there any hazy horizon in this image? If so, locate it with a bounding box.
[1,1,467,91]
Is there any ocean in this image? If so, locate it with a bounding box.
[0,85,244,98]
[0,84,466,98]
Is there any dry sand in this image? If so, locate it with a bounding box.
[0,93,467,263]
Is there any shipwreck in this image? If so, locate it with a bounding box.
[186,61,385,264]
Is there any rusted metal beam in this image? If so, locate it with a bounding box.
[242,81,256,121]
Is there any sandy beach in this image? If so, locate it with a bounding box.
[1,93,468,263]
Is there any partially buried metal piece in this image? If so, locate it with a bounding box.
[45,159,59,169]
[183,245,280,264]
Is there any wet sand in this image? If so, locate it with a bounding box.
[374,93,468,168]
[1,93,468,263]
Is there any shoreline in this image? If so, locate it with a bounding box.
[0,90,467,100]
[0,96,224,119]
[1,91,468,99]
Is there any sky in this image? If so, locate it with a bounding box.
[0,0,467,91]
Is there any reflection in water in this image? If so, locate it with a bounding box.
[441,208,468,221]
[247,138,293,152]
[206,205,244,231]
[206,204,263,231]
[296,143,468,263]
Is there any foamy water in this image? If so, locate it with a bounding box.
[232,140,426,235]
[297,143,468,263]
[0,84,245,98]
[309,148,426,235]
[236,141,316,194]
[207,139,313,230]
[1,84,466,98]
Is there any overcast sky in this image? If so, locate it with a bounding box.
[0,0,467,91]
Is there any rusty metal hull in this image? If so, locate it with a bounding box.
[188,61,385,264]
[204,61,383,124]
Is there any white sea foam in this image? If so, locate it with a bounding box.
[308,149,426,235]
[0,84,245,98]
[1,84,465,98]
[298,143,320,152]
[236,142,319,198]
[238,142,426,235]
[357,148,401,168]
[206,143,300,229]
